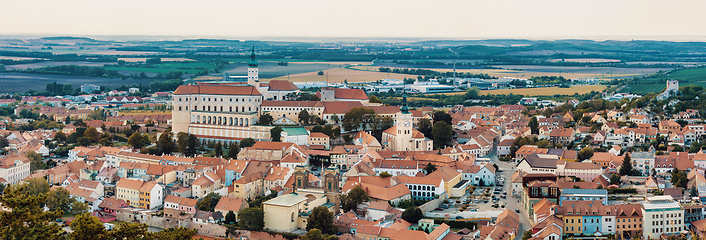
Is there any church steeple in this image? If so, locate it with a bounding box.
[400,91,410,114]
[248,46,258,68]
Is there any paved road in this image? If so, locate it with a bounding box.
[493,155,532,238]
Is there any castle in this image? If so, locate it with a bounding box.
[656,79,679,101]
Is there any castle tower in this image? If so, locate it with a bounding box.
[247,46,259,87]
[292,165,309,190]
[667,79,679,92]
[394,93,413,151]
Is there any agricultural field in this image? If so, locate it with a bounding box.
[221,61,345,79]
[266,67,419,83]
[5,61,109,70]
[105,62,216,75]
[0,56,46,60]
[351,65,666,79]
[117,58,195,63]
[623,67,706,94]
[441,85,607,96]
[548,58,620,63]
[0,72,156,93]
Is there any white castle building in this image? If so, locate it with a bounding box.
[656,79,679,100]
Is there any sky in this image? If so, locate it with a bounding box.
[2,0,706,41]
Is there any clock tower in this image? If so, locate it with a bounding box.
[395,93,413,151]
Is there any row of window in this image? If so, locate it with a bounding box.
[653,227,682,233]
[617,224,641,229]
[178,97,259,103]
[651,213,682,218]
[192,115,251,126]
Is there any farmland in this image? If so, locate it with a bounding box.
[351,65,667,80]
[266,67,419,83]
[623,67,706,94]
[0,72,156,93]
[105,62,216,75]
[5,61,110,70]
[440,85,607,96]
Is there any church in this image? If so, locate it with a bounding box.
[381,94,434,151]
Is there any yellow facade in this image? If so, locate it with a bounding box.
[563,215,582,235]
[117,186,140,208]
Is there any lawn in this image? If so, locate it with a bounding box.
[441,85,607,96]
[106,62,216,74]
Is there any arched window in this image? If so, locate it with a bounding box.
[229,117,233,125]
[244,118,249,126]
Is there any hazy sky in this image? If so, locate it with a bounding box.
[2,0,705,40]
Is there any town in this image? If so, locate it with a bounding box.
[1,46,706,240]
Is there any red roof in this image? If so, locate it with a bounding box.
[267,80,299,91]
[173,85,261,96]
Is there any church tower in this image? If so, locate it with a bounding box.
[247,46,259,87]
[394,93,413,151]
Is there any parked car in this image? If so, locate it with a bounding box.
[436,207,443,211]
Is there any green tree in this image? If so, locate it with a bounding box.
[369,95,382,104]
[0,183,63,240]
[214,142,223,157]
[27,151,46,173]
[271,126,283,142]
[238,207,264,231]
[432,121,452,149]
[691,186,699,197]
[318,71,324,75]
[424,163,437,174]
[433,111,452,125]
[54,131,67,143]
[306,206,337,235]
[619,153,633,176]
[46,188,72,213]
[151,227,197,240]
[70,213,107,240]
[158,130,174,154]
[379,172,392,178]
[257,113,274,126]
[228,141,240,159]
[521,230,533,240]
[342,107,375,132]
[418,118,433,139]
[142,134,150,146]
[128,132,145,149]
[70,199,89,215]
[528,117,539,135]
[610,174,621,185]
[401,207,423,224]
[176,132,188,154]
[578,147,594,161]
[299,110,311,125]
[464,86,480,99]
[22,177,51,196]
[195,192,221,212]
[224,211,236,224]
[341,185,369,212]
[672,168,688,189]
[302,228,337,240]
[240,138,256,148]
[186,134,198,157]
[109,222,150,239]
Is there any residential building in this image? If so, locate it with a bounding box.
[642,196,685,239]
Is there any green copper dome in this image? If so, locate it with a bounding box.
[248,46,258,67]
[400,93,410,114]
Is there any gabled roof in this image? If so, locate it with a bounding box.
[214,196,246,213]
[267,80,299,91]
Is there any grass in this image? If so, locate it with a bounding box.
[624,67,706,94]
[441,85,607,96]
[106,62,216,74]
[266,67,419,83]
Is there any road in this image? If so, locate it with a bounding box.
[492,153,532,238]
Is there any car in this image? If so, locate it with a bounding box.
[515,209,520,213]
[436,207,443,211]
[470,209,477,212]
[484,200,488,203]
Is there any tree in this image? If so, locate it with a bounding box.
[418,119,433,139]
[176,132,189,154]
[619,153,633,176]
[331,114,340,124]
[22,177,51,196]
[271,126,283,142]
[128,132,145,149]
[70,199,89,215]
[27,151,46,173]
[342,107,375,132]
[369,95,382,104]
[109,222,150,239]
[228,141,240,159]
[70,213,107,240]
[257,113,274,126]
[214,142,223,157]
[224,211,236,224]
[401,207,423,224]
[691,186,699,197]
[0,183,63,240]
[341,185,369,212]
[306,206,337,235]
[432,121,452,149]
[151,227,197,240]
[433,111,452,125]
[54,131,67,143]
[424,163,437,174]
[578,147,594,161]
[302,228,337,240]
[521,230,533,240]
[672,168,688,189]
[240,138,256,148]
[158,130,174,154]
[299,110,311,125]
[186,134,198,157]
[318,71,324,75]
[610,174,621,185]
[379,172,392,178]
[195,192,221,212]
[238,207,264,231]
[46,188,72,213]
[465,86,480,99]
[142,134,150,146]
[528,117,539,135]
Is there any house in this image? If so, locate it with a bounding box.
[116,178,163,209]
[192,171,223,198]
[164,195,198,216]
[517,154,559,175]
[214,197,249,222]
[308,132,330,150]
[97,197,128,215]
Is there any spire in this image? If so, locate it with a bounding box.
[248,46,258,68]
[400,90,410,114]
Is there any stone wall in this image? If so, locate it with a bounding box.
[419,192,448,212]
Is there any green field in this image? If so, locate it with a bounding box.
[106,62,216,74]
[624,67,706,94]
